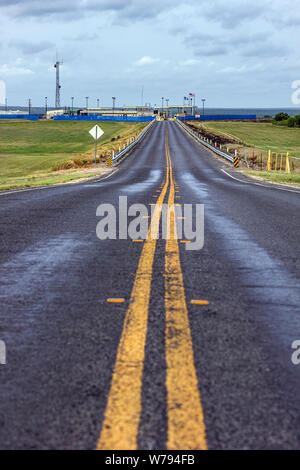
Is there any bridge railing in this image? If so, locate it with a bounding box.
[176,119,235,164]
[111,119,156,164]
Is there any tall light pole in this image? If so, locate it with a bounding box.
[71,97,74,114]
[183,96,188,113]
[85,96,89,110]
[161,97,164,115]
[166,98,169,118]
[28,98,31,115]
[45,96,48,115]
[112,96,116,115]
[202,98,206,116]
[97,98,99,108]
[54,59,63,108]
[5,98,8,112]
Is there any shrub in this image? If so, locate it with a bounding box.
[287,117,295,127]
[274,112,289,121]
[294,114,300,126]
[275,119,288,126]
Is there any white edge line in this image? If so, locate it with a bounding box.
[220,168,300,194]
[0,168,119,197]
[177,120,300,195]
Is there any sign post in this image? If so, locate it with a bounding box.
[89,125,104,165]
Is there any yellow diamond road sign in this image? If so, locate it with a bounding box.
[89,125,104,140]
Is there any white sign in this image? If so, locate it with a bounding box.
[89,125,104,140]
[0,80,6,105]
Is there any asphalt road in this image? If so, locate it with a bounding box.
[0,121,300,450]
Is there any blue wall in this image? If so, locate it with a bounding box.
[0,113,256,122]
[179,114,256,121]
[0,114,40,120]
[54,115,155,122]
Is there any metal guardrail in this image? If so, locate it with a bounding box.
[112,119,156,163]
[176,119,235,164]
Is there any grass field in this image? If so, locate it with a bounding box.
[197,121,300,158]
[244,171,300,187]
[0,120,147,189]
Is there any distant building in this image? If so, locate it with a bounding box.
[78,105,196,118]
[46,109,65,119]
[0,110,29,115]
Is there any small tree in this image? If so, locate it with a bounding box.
[274,112,289,121]
[294,115,300,126]
[287,117,295,127]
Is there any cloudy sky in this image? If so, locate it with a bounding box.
[0,0,300,108]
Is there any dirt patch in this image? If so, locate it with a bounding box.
[187,122,242,147]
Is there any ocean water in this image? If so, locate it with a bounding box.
[197,108,300,118]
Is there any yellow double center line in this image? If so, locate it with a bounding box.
[164,127,207,450]
[97,123,207,450]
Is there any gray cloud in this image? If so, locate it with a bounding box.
[194,45,227,57]
[243,44,287,58]
[0,0,184,21]
[10,40,54,55]
[0,0,297,108]
[0,0,82,20]
[185,30,287,59]
[201,0,271,29]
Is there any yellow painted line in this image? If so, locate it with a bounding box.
[180,240,191,244]
[143,216,150,219]
[177,217,185,219]
[107,298,125,303]
[164,123,207,451]
[190,300,210,305]
[97,139,170,451]
[133,239,144,243]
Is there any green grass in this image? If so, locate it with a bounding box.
[0,120,146,189]
[0,173,99,191]
[244,170,300,187]
[0,120,144,155]
[197,121,300,158]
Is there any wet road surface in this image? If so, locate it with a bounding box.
[0,121,300,449]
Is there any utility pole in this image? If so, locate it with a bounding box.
[45,96,48,115]
[161,97,164,115]
[71,97,74,115]
[97,98,99,108]
[112,97,116,115]
[166,98,169,118]
[202,98,206,116]
[85,96,89,110]
[28,98,31,115]
[54,59,62,108]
